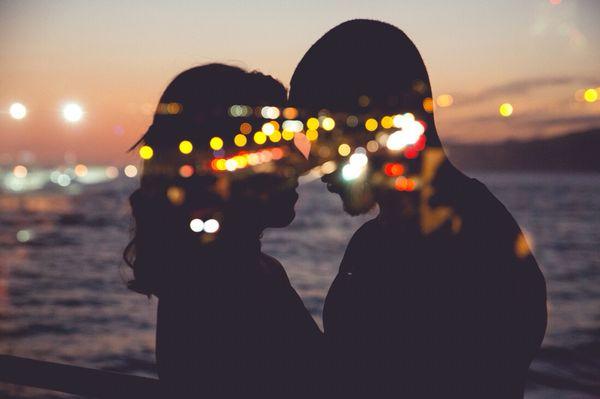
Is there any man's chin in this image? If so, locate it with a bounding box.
[342,200,372,216]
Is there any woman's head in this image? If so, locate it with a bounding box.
[125,63,298,295]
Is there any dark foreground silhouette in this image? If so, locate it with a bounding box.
[125,64,322,398]
[290,19,547,398]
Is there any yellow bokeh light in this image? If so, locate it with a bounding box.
[306,129,319,141]
[584,88,598,103]
[179,140,193,154]
[436,94,454,107]
[215,159,227,170]
[306,117,319,130]
[499,103,514,117]
[381,116,393,129]
[139,145,154,160]
[234,134,247,147]
[254,131,267,144]
[338,143,351,157]
[321,117,335,131]
[240,122,252,135]
[210,137,224,150]
[365,118,378,132]
[269,130,282,143]
[282,130,295,141]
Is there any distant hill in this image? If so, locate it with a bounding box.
[446,129,600,172]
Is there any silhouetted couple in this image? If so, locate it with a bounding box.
[126,19,547,399]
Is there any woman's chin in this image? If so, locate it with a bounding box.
[268,209,296,228]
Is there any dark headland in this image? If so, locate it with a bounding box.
[447,128,600,172]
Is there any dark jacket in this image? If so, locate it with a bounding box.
[324,177,547,399]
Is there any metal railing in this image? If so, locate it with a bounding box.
[0,355,160,398]
[2,354,600,398]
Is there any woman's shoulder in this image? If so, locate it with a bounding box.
[259,252,292,283]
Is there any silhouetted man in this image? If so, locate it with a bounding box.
[289,19,547,398]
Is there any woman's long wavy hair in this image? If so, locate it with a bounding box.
[123,63,286,297]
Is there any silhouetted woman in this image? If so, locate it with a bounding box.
[124,64,322,398]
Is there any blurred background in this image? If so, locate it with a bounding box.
[1,1,599,398]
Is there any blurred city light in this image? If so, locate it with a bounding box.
[139,145,154,160]
[499,103,514,117]
[13,165,28,178]
[583,88,598,103]
[190,218,204,233]
[321,117,335,131]
[74,164,88,177]
[209,137,224,150]
[105,166,119,179]
[124,164,138,178]
[9,102,27,119]
[436,94,454,107]
[62,103,84,122]
[204,219,220,233]
[179,140,193,154]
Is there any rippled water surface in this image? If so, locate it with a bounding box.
[0,172,599,398]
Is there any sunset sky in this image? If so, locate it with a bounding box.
[1,0,599,165]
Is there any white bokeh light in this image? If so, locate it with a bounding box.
[9,102,27,119]
[190,218,205,233]
[62,103,84,122]
[204,219,220,234]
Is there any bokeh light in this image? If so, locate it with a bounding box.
[306,129,318,141]
[139,145,154,160]
[234,134,247,147]
[210,137,224,150]
[253,131,267,144]
[204,219,220,233]
[321,117,335,131]
[436,94,454,107]
[338,143,351,157]
[62,103,84,122]
[422,97,434,113]
[282,130,295,141]
[190,218,204,233]
[179,164,194,178]
[365,118,378,132]
[9,102,27,119]
[167,186,185,205]
[381,116,393,129]
[240,122,252,135]
[105,166,119,179]
[74,164,88,177]
[124,164,138,178]
[179,140,193,154]
[583,88,598,103]
[499,103,514,117]
[13,165,28,178]
[306,117,319,130]
[262,122,275,135]
[283,107,298,119]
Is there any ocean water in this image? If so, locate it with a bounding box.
[0,172,598,398]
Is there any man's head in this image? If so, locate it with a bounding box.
[289,19,442,215]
